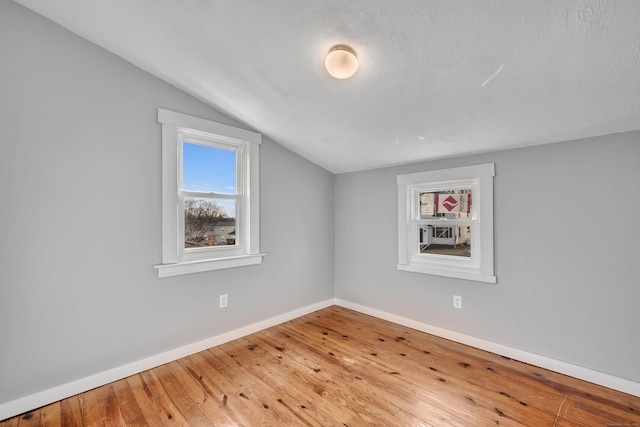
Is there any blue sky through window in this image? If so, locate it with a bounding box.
[183,142,236,217]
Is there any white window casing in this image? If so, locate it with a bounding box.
[155,108,264,278]
[397,163,496,283]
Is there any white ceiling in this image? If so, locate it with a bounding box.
[15,0,640,173]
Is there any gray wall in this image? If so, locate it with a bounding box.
[0,1,334,404]
[335,132,640,382]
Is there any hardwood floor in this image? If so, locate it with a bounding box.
[2,306,639,426]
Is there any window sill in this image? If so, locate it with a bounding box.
[155,253,265,278]
[397,263,496,284]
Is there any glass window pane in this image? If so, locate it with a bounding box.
[184,197,236,248]
[419,225,471,257]
[183,142,236,193]
[420,189,471,219]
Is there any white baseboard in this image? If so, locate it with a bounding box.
[3,297,638,421]
[0,298,336,421]
[335,299,640,398]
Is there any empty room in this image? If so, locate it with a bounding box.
[1,1,639,426]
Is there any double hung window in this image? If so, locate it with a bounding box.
[155,109,263,278]
[397,163,496,283]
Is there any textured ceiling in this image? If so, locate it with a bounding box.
[15,0,640,173]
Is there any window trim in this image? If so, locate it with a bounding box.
[155,108,263,278]
[397,163,496,283]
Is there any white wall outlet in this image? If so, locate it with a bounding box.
[219,294,228,308]
[453,295,462,309]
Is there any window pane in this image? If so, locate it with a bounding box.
[183,142,236,193]
[419,225,471,257]
[420,190,471,219]
[184,197,236,248]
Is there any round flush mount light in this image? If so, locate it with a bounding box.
[325,44,358,79]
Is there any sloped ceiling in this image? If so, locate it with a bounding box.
[14,0,640,173]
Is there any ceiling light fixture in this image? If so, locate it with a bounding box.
[325,44,358,79]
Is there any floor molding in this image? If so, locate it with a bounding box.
[335,299,640,398]
[3,297,638,421]
[0,298,336,421]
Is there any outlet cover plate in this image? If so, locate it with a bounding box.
[453,295,462,309]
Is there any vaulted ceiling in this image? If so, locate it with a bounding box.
[15,0,640,173]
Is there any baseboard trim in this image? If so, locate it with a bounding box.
[335,299,640,398]
[0,298,336,421]
[3,297,638,421]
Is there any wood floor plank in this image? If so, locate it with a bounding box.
[327,307,638,414]
[179,352,260,426]
[232,333,400,425]
[123,373,176,426]
[258,324,477,426]
[78,388,104,427]
[278,314,512,424]
[110,378,149,426]
[309,313,596,424]
[295,307,634,426]
[135,369,192,426]
[0,416,19,427]
[2,305,639,426]
[210,343,323,425]
[327,308,629,427]
[391,409,436,427]
[563,396,640,427]
[151,363,215,426]
[301,312,561,411]
[250,328,468,426]
[59,396,83,427]
[93,384,125,427]
[334,307,640,426]
[275,315,527,426]
[38,402,60,427]
[15,408,39,427]
[163,360,239,426]
[247,327,407,417]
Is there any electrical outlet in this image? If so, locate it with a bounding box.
[219,294,228,308]
[453,295,462,309]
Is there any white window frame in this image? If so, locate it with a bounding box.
[397,163,496,283]
[155,108,264,278]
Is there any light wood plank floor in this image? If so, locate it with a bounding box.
[2,306,639,426]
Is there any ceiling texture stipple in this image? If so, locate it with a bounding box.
[15,0,640,173]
